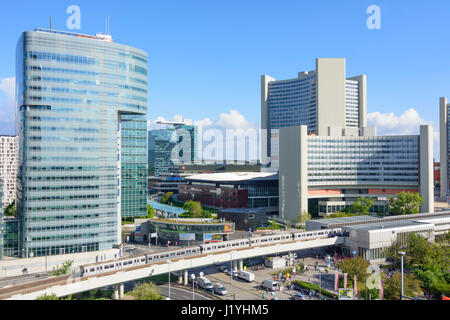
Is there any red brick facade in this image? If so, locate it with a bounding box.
[178,184,248,209]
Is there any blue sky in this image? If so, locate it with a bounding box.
[0,0,448,157]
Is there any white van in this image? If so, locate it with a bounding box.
[197,277,213,291]
[237,271,255,282]
[260,280,279,291]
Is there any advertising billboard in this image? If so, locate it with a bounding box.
[224,224,233,233]
[204,234,212,243]
[179,233,196,241]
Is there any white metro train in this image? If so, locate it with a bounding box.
[79,228,346,277]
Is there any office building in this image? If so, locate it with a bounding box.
[0,179,3,260]
[261,58,367,172]
[181,172,278,213]
[306,212,450,262]
[0,135,18,206]
[148,121,197,176]
[16,29,148,257]
[279,125,434,222]
[134,217,235,244]
[440,97,450,201]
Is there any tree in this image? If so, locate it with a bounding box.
[337,256,370,282]
[129,282,165,300]
[348,197,374,215]
[160,192,174,204]
[388,192,424,215]
[36,293,72,300]
[51,260,73,276]
[147,204,155,218]
[4,201,15,217]
[385,233,450,297]
[297,210,311,227]
[183,201,203,218]
[36,293,60,300]
[327,211,356,218]
[383,272,423,300]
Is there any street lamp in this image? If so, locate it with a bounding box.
[191,274,196,300]
[318,270,322,300]
[398,251,406,300]
[167,260,172,300]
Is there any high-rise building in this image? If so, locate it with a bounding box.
[261,58,367,171]
[0,135,18,206]
[16,29,148,257]
[440,97,450,201]
[279,125,434,222]
[0,178,4,260]
[148,122,197,177]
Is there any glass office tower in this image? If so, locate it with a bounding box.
[16,29,148,257]
[148,124,197,176]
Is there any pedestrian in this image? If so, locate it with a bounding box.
[309,291,312,299]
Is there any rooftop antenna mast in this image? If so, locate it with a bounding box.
[50,16,52,31]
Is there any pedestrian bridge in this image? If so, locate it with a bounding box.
[0,236,344,300]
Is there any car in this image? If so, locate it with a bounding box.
[197,277,213,291]
[316,266,326,272]
[213,283,228,296]
[226,270,239,277]
[290,293,306,300]
[218,265,228,272]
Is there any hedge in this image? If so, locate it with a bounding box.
[293,280,336,299]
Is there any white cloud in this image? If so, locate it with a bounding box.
[368,108,440,160]
[214,110,253,130]
[367,108,433,135]
[150,110,260,161]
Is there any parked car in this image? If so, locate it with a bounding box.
[226,269,239,277]
[316,266,326,272]
[213,283,228,295]
[290,293,306,300]
[197,277,213,291]
[218,265,228,272]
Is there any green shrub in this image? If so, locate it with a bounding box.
[293,281,336,299]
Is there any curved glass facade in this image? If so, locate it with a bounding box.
[16,30,148,257]
[268,75,317,133]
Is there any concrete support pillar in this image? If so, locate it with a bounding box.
[184,270,188,286]
[239,260,244,272]
[420,125,434,212]
[113,284,119,300]
[233,260,238,272]
[119,283,124,300]
[178,272,183,285]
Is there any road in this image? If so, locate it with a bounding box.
[0,273,51,289]
[158,284,212,301]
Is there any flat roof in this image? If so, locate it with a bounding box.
[308,212,450,228]
[310,215,381,225]
[148,201,186,216]
[345,220,434,231]
[186,172,278,183]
